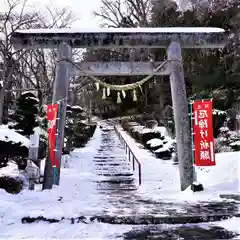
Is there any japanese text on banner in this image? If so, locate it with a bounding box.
[47,104,59,167]
[193,100,215,166]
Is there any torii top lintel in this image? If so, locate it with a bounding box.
[10,27,226,49]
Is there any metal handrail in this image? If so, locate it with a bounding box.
[114,125,142,185]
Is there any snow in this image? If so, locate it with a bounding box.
[0,162,19,177]
[155,144,172,153]
[0,221,132,239]
[230,140,240,146]
[0,32,5,41]
[33,126,47,138]
[115,125,240,202]
[21,91,37,96]
[71,105,83,110]
[147,138,163,147]
[214,217,240,234]
[0,127,101,220]
[195,151,240,193]
[213,109,227,115]
[0,125,30,147]
[132,125,152,134]
[153,126,169,136]
[26,96,39,102]
[15,27,225,34]
[220,126,229,132]
[0,121,240,239]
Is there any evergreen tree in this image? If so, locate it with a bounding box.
[13,92,39,137]
[37,105,48,159]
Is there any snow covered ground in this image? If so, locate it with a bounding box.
[116,125,240,202]
[0,124,30,147]
[0,122,240,239]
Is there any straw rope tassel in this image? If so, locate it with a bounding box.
[107,87,111,96]
[133,89,137,101]
[122,89,126,98]
[117,92,122,104]
[95,82,100,91]
[102,88,106,99]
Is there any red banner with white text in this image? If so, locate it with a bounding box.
[47,104,59,167]
[193,100,216,166]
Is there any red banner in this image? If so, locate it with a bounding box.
[47,104,59,167]
[193,100,216,166]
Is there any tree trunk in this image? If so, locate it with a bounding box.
[0,85,7,125]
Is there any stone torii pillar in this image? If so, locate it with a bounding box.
[11,27,226,191]
[43,42,72,188]
[167,42,192,190]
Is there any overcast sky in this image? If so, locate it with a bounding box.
[1,0,102,27]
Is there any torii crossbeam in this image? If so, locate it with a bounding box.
[10,27,226,191]
[11,27,225,48]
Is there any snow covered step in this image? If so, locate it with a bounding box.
[95,172,133,177]
[95,165,132,170]
[93,160,129,165]
[95,172,134,178]
[95,169,133,174]
[96,182,137,191]
[94,163,125,167]
[94,177,135,184]
[96,173,134,177]
[95,167,132,172]
[94,156,126,160]
[95,158,129,162]
[94,156,111,159]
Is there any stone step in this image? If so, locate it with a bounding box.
[96,173,134,177]
[94,156,121,159]
[93,160,129,165]
[94,161,129,165]
[95,163,123,166]
[95,167,132,172]
[94,155,126,159]
[94,178,134,184]
[96,182,138,191]
[94,156,112,159]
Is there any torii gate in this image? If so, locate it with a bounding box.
[11,27,225,191]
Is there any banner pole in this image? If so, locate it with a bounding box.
[53,104,61,185]
[190,101,198,182]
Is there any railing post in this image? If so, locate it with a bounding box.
[114,124,142,186]
[139,165,142,185]
[133,155,135,171]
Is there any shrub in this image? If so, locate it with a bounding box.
[71,123,97,148]
[0,176,25,194]
[212,110,227,138]
[13,92,39,137]
[141,132,161,145]
[145,120,158,129]
[155,149,173,160]
[0,140,28,169]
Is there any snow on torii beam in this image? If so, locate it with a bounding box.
[10,27,226,49]
[74,61,170,76]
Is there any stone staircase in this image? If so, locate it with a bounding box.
[93,127,138,191]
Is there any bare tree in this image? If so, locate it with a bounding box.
[19,5,77,107]
[0,0,39,124]
[94,0,151,27]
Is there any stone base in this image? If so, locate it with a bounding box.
[191,182,204,192]
[219,193,240,201]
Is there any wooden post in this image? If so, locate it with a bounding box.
[167,41,194,191]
